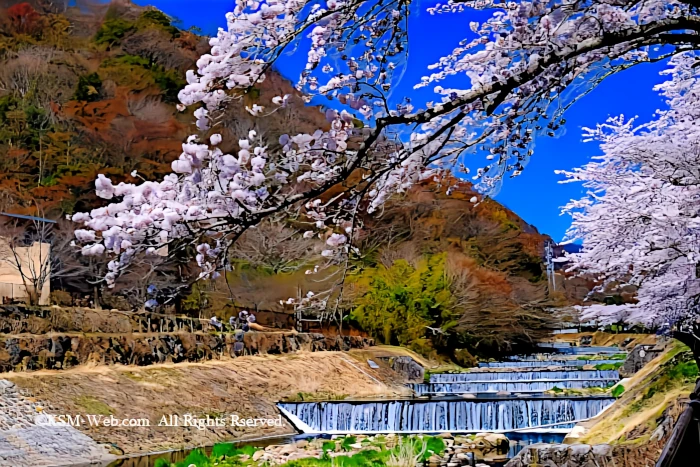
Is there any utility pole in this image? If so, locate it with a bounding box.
[545,241,555,292]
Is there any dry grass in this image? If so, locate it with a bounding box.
[349,345,450,370]
[5,351,405,454]
[553,332,657,348]
[573,341,692,446]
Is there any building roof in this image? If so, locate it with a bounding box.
[0,212,57,224]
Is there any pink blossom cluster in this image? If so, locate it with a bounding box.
[561,53,700,327]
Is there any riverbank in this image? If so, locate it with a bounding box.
[1,350,412,457]
[570,340,695,463]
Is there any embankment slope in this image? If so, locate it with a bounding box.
[566,340,695,466]
[3,350,410,455]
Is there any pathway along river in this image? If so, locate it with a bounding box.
[107,344,624,466]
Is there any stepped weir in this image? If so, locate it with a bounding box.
[278,396,615,433]
[411,379,616,395]
[278,344,624,449]
[429,370,619,383]
[478,359,620,368]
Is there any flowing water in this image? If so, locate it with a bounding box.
[478,359,621,368]
[278,396,615,433]
[410,379,616,395]
[535,344,621,355]
[429,370,619,383]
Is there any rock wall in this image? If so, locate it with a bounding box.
[377,356,425,383]
[0,305,133,334]
[0,332,373,372]
[0,304,298,334]
[505,443,615,467]
[620,344,664,378]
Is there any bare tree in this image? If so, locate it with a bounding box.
[0,215,85,305]
[446,253,553,351]
[378,242,419,269]
[230,219,319,274]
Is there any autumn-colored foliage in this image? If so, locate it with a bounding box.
[7,3,41,35]
[336,179,560,357]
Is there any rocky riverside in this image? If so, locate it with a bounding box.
[222,433,502,466]
[0,332,373,372]
[505,443,614,467]
[377,356,425,382]
[0,379,114,466]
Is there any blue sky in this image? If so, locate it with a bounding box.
[133,0,669,241]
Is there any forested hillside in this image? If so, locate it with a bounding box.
[0,0,567,359]
[0,0,327,215]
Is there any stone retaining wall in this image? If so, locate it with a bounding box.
[620,344,664,377]
[0,305,297,334]
[505,443,614,467]
[0,332,373,372]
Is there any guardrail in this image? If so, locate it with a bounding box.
[656,378,700,467]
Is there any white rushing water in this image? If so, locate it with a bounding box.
[429,370,619,383]
[478,359,621,368]
[278,398,615,433]
[410,379,616,395]
[535,344,621,355]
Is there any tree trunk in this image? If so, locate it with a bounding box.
[672,330,700,368]
[93,285,101,310]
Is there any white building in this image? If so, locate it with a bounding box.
[0,213,53,305]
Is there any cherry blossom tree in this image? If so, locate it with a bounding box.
[70,0,700,301]
[559,53,700,360]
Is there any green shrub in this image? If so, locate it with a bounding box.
[611,384,625,398]
[152,67,185,102]
[668,360,699,380]
[73,73,102,102]
[176,448,210,467]
[350,254,455,355]
[211,442,236,458]
[99,55,184,102]
[422,436,445,461]
[341,436,357,451]
[140,10,173,27]
[322,441,336,452]
[234,445,258,457]
[138,10,180,37]
[95,18,135,45]
[595,362,624,371]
